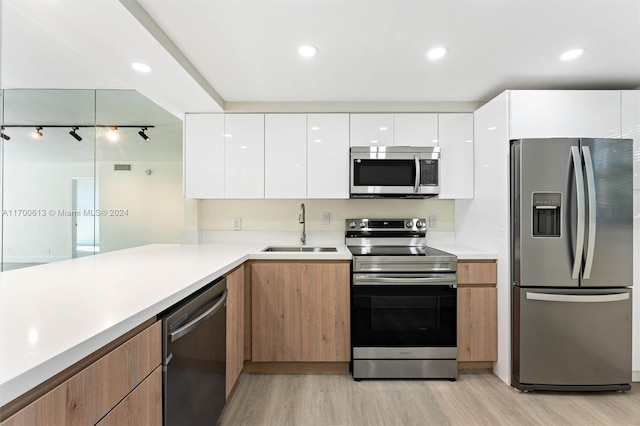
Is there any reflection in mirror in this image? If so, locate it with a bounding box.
[0,89,183,271]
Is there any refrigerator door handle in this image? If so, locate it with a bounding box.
[526,292,629,303]
[570,146,585,279]
[582,146,597,279]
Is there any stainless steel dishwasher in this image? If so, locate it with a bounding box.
[160,277,227,426]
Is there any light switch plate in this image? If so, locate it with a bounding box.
[429,214,438,228]
[321,211,330,225]
[233,217,242,231]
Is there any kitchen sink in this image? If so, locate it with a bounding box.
[262,246,338,253]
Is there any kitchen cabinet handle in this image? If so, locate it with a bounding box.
[169,289,227,342]
[526,292,628,303]
[570,146,585,280]
[582,146,596,279]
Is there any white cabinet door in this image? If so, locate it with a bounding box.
[265,114,307,198]
[307,114,350,199]
[509,90,621,139]
[622,90,640,190]
[349,114,394,146]
[224,114,265,198]
[184,113,224,198]
[439,113,474,199]
[394,113,438,146]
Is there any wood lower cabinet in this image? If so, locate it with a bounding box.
[251,261,350,362]
[225,265,245,398]
[2,321,161,426]
[457,260,498,363]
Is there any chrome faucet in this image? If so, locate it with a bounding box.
[298,203,306,245]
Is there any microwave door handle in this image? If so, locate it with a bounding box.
[414,155,420,193]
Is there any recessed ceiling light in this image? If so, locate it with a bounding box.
[379,127,388,131]
[131,62,152,73]
[426,46,448,61]
[560,48,585,62]
[310,126,320,131]
[298,45,317,58]
[370,140,379,144]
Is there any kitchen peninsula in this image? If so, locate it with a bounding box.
[0,241,495,421]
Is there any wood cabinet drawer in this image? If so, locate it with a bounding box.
[96,366,162,426]
[2,322,161,426]
[458,261,497,285]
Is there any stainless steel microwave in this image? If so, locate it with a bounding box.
[350,146,440,198]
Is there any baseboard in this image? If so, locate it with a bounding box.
[243,361,349,374]
[633,370,640,383]
[458,361,494,373]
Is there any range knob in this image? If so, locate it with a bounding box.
[359,221,367,228]
[406,221,413,228]
[348,221,357,229]
[416,221,424,228]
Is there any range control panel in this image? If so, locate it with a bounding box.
[346,218,427,232]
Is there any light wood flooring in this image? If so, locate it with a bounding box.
[220,373,640,426]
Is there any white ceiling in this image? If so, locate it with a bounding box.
[2,0,640,114]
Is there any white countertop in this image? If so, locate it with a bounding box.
[428,243,498,260]
[0,240,492,407]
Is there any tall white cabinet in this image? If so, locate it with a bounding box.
[457,89,640,385]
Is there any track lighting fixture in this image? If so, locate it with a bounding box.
[69,127,82,141]
[138,127,150,141]
[106,126,119,142]
[32,127,43,139]
[0,127,9,141]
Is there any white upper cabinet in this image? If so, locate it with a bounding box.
[394,113,439,146]
[622,91,640,190]
[509,90,622,139]
[438,113,474,199]
[224,114,265,199]
[349,114,394,146]
[265,114,307,198]
[184,113,225,198]
[307,114,350,199]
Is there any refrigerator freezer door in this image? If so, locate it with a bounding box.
[512,286,632,391]
[579,138,633,287]
[512,138,580,287]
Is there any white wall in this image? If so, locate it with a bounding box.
[198,198,455,244]
[2,161,94,262]
[98,161,183,252]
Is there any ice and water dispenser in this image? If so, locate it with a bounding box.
[532,192,561,237]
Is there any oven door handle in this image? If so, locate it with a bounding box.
[354,275,457,286]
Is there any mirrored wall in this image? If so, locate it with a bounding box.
[0,89,184,271]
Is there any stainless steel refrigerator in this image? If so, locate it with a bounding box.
[510,138,633,392]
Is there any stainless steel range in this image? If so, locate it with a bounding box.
[346,218,458,380]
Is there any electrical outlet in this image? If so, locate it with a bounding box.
[429,214,438,228]
[321,211,330,225]
[233,217,242,231]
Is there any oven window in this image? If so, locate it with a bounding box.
[353,159,416,186]
[352,285,456,347]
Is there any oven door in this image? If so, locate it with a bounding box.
[351,274,457,348]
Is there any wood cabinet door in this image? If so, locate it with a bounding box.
[226,266,245,398]
[457,287,497,362]
[251,263,302,362]
[300,263,350,362]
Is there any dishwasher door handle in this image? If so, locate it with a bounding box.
[169,289,228,343]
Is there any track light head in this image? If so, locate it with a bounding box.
[32,127,43,139]
[138,127,150,142]
[0,127,9,141]
[69,127,82,141]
